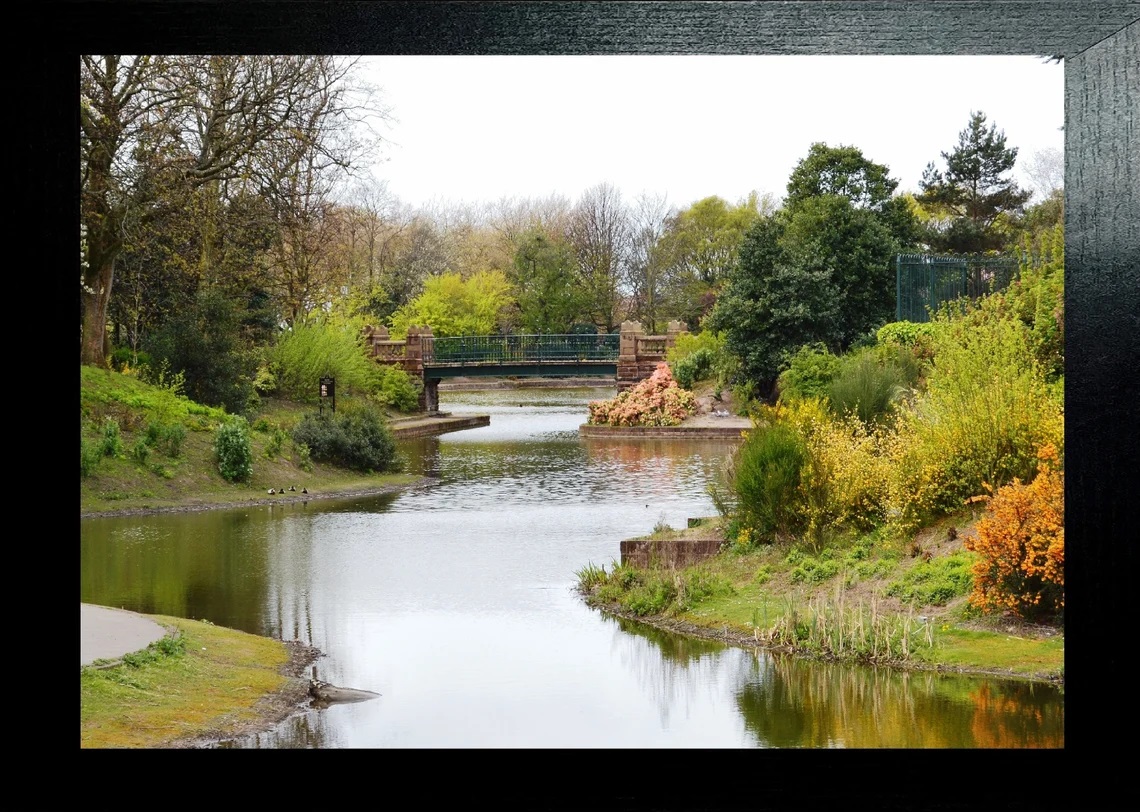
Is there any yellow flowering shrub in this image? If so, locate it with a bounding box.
[882,305,1063,533]
[775,399,892,548]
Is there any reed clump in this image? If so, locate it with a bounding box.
[754,583,935,663]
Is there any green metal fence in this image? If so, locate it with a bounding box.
[426,333,620,365]
[895,253,1021,323]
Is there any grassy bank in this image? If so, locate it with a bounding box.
[80,615,320,748]
[80,365,425,517]
[576,515,1064,685]
[80,366,428,747]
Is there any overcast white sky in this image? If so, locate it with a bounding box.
[358,55,1063,212]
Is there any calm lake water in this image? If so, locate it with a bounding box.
[79,387,1063,748]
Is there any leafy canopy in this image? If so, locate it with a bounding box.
[709,195,896,392]
[510,230,588,333]
[389,270,515,338]
[655,195,763,329]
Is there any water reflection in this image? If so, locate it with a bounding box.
[80,387,1063,747]
[734,657,1064,748]
[79,507,274,629]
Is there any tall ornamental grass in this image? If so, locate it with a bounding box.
[826,351,909,426]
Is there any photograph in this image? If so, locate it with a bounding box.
[69,2,1135,765]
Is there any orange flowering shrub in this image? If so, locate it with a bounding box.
[587,363,696,427]
[964,445,1064,620]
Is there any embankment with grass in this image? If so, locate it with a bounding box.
[586,255,1066,685]
[576,514,1064,684]
[80,364,425,517]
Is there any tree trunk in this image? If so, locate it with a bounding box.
[80,257,114,366]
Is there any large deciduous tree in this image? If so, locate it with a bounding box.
[80,55,169,366]
[624,192,672,334]
[510,230,587,333]
[785,142,923,251]
[654,194,767,329]
[568,182,631,332]
[917,111,1032,253]
[709,198,896,394]
[388,270,515,338]
[80,54,376,366]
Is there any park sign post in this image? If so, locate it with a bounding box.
[319,376,335,415]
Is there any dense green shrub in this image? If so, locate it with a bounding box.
[264,426,288,459]
[673,347,715,390]
[144,288,260,416]
[666,331,736,391]
[131,437,151,465]
[876,321,938,354]
[777,343,841,402]
[214,416,254,483]
[295,442,313,473]
[1004,224,1065,384]
[776,399,892,549]
[730,423,807,545]
[884,301,1063,531]
[109,347,152,373]
[371,365,423,413]
[291,405,400,473]
[80,437,101,478]
[145,422,186,457]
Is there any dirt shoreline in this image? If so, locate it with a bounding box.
[80,477,438,520]
[165,639,325,749]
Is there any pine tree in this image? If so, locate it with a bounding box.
[917,111,1032,253]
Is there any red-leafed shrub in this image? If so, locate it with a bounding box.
[587,363,696,427]
[964,445,1064,621]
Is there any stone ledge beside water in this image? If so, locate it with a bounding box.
[389,414,491,439]
[578,423,747,440]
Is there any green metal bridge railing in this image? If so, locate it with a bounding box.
[425,333,620,365]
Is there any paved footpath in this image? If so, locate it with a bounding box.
[81,603,168,667]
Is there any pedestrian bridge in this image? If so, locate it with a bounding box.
[363,321,688,412]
